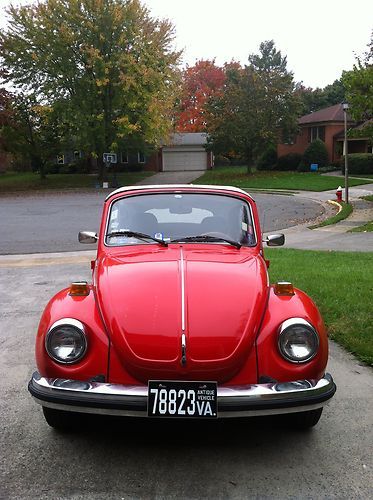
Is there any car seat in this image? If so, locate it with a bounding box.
[132,213,158,235]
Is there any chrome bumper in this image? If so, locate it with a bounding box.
[29,371,336,418]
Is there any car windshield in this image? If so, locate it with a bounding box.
[106,193,256,246]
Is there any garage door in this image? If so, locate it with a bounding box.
[162,150,207,171]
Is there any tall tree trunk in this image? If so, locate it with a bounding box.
[39,161,46,180]
[31,154,46,179]
[97,155,105,183]
[245,149,254,174]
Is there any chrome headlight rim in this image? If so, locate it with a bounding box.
[278,317,319,364]
[45,318,87,365]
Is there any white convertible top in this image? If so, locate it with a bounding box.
[105,184,253,201]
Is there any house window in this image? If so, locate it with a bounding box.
[121,151,128,164]
[73,150,81,160]
[57,154,65,165]
[308,126,325,142]
[138,152,145,164]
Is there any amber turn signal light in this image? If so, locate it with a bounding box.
[69,281,90,296]
[274,281,294,296]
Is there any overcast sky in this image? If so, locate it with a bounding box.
[1,0,372,88]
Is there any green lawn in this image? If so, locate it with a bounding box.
[194,166,371,191]
[349,221,373,233]
[0,171,153,193]
[266,248,373,366]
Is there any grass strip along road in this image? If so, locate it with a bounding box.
[267,248,373,366]
[0,171,153,193]
[1,168,371,193]
[349,221,373,232]
[309,202,352,229]
[194,166,371,191]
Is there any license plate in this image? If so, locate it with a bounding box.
[148,381,217,418]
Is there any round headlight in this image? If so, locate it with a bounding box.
[45,319,87,364]
[278,318,319,363]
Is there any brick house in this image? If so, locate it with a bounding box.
[56,133,213,172]
[113,133,213,172]
[277,104,371,163]
[118,133,213,172]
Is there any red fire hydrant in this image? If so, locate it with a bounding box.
[336,186,343,202]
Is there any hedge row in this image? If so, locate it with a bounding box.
[257,141,373,174]
[341,154,373,175]
[45,161,143,175]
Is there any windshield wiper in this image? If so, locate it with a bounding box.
[171,235,241,249]
[106,230,168,246]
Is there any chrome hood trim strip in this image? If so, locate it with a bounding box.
[180,247,186,332]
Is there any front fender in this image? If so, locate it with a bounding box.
[35,287,109,381]
[256,286,328,382]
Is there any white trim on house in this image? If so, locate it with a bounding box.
[57,154,65,165]
[137,152,145,164]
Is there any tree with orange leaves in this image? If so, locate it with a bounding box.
[176,60,226,132]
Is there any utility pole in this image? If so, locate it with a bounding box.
[343,102,349,204]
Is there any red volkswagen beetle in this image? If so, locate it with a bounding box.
[29,185,336,429]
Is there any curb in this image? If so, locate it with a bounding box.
[327,200,343,214]
[0,250,95,268]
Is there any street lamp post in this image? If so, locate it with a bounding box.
[342,102,349,204]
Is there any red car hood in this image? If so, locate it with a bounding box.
[96,246,268,383]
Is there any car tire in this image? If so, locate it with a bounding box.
[283,408,323,430]
[42,406,81,431]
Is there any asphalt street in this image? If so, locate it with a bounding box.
[0,190,324,254]
[0,258,372,499]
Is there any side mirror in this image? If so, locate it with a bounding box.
[78,231,98,244]
[264,234,285,247]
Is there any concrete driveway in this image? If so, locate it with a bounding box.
[0,174,372,499]
[135,170,206,184]
[0,257,372,499]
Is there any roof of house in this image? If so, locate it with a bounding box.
[350,118,373,131]
[334,118,373,139]
[299,104,352,125]
[163,133,208,146]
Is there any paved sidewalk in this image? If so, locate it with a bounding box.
[277,183,373,252]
